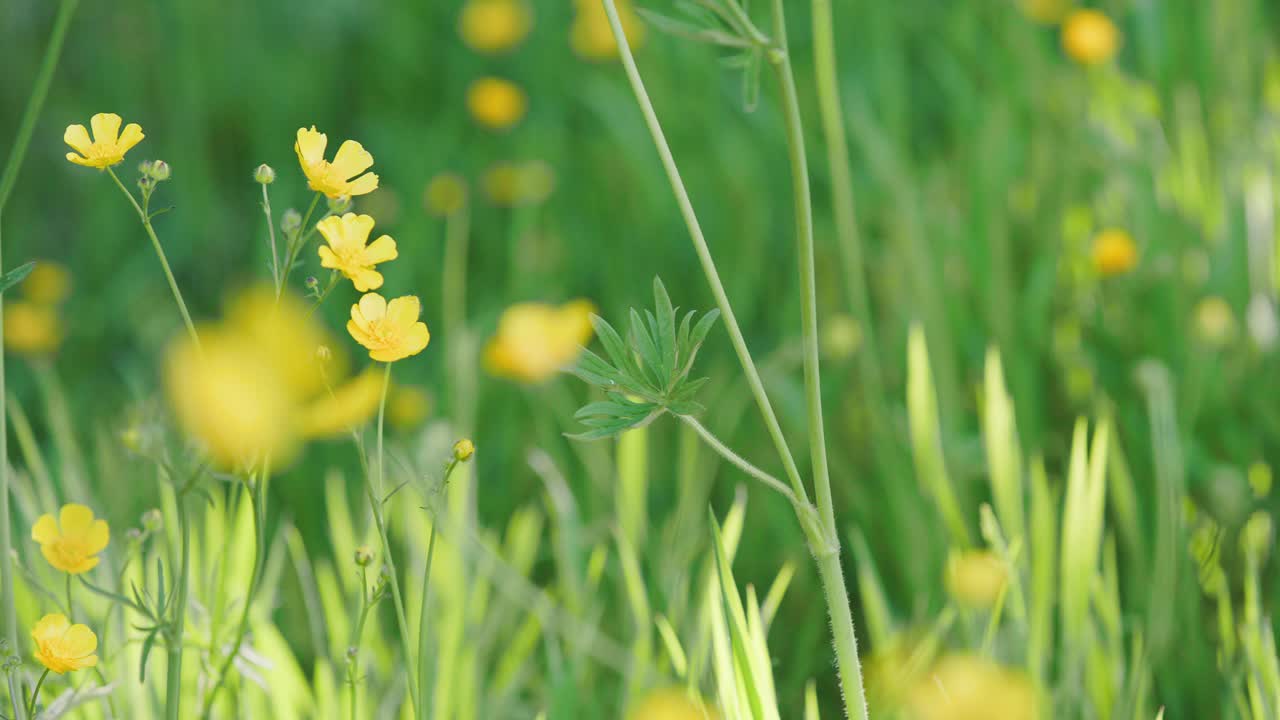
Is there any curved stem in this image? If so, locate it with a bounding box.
[598,0,810,509]
[25,668,49,717]
[678,414,808,514]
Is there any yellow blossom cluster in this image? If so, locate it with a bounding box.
[26,503,108,676]
[4,260,72,357]
[571,0,646,61]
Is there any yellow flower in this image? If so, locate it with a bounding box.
[299,366,385,438]
[467,78,527,130]
[482,161,556,207]
[453,438,476,462]
[1091,228,1138,276]
[389,385,432,429]
[225,287,335,400]
[317,213,399,292]
[31,614,99,674]
[31,504,109,575]
[626,688,717,720]
[1018,0,1070,24]
[295,126,379,199]
[906,655,1037,720]
[459,0,532,53]
[944,550,1007,609]
[64,113,144,169]
[4,301,61,355]
[22,262,72,305]
[571,0,645,61]
[424,173,469,217]
[484,299,595,383]
[347,293,431,363]
[1062,9,1120,66]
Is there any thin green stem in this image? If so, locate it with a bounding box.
[65,573,73,618]
[279,193,323,296]
[24,668,49,717]
[106,166,200,349]
[165,495,191,720]
[598,0,810,509]
[415,523,438,720]
[80,577,150,617]
[261,184,281,292]
[679,414,812,520]
[0,0,80,653]
[347,566,373,720]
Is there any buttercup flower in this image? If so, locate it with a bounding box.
[4,301,61,355]
[1062,9,1120,66]
[906,655,1037,720]
[484,299,595,383]
[944,550,1007,608]
[347,293,431,362]
[626,688,717,720]
[22,262,72,305]
[31,504,109,574]
[317,213,399,292]
[64,113,144,169]
[459,0,532,53]
[31,614,99,674]
[299,366,385,438]
[295,126,379,199]
[1091,228,1138,276]
[453,438,476,462]
[467,78,528,130]
[571,0,645,61]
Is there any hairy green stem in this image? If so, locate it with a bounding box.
[165,495,191,720]
[679,414,812,521]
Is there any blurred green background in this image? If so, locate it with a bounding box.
[4,0,1280,716]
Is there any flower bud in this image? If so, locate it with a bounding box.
[141,508,163,533]
[354,546,374,567]
[345,646,358,661]
[140,160,171,182]
[281,209,302,234]
[254,164,276,185]
[453,438,475,462]
[305,276,320,291]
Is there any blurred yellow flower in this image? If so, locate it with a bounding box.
[1091,229,1138,276]
[295,126,379,199]
[31,614,99,674]
[317,213,399,292]
[571,0,645,61]
[459,0,532,53]
[31,504,109,575]
[300,366,385,438]
[1194,296,1236,347]
[944,550,1007,609]
[4,301,61,355]
[467,77,528,130]
[1062,9,1120,66]
[484,299,595,383]
[22,262,72,305]
[626,687,717,720]
[906,655,1037,720]
[483,160,556,207]
[348,293,431,363]
[225,287,334,399]
[1019,0,1070,24]
[425,173,469,217]
[64,113,144,169]
[389,385,432,429]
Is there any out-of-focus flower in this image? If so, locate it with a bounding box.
[317,213,399,292]
[389,385,432,429]
[22,262,72,305]
[459,0,532,53]
[4,301,61,355]
[348,293,431,363]
[225,287,334,399]
[1194,296,1235,347]
[906,655,1037,720]
[1090,229,1138,276]
[482,161,556,207]
[571,0,645,60]
[821,313,863,360]
[64,113,144,169]
[1018,0,1070,24]
[425,173,469,217]
[467,78,527,130]
[32,614,99,674]
[299,366,385,438]
[31,504,109,575]
[626,688,717,720]
[944,550,1007,609]
[1062,9,1120,66]
[484,299,595,383]
[295,126,379,199]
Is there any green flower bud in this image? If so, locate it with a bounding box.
[254,163,276,185]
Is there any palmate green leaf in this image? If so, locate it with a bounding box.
[629,308,665,388]
[591,314,636,378]
[653,277,677,382]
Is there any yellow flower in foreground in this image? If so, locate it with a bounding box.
[225,287,335,399]
[571,0,645,61]
[64,113,144,169]
[944,550,1007,609]
[467,77,528,130]
[4,301,61,355]
[295,126,379,199]
[459,0,532,53]
[299,367,385,438]
[32,614,99,674]
[1062,9,1120,66]
[484,299,595,383]
[31,504,109,575]
[348,293,431,363]
[626,688,717,720]
[23,262,72,305]
[906,655,1037,720]
[1091,228,1138,276]
[317,213,399,292]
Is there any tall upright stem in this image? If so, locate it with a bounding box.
[165,494,191,720]
[0,0,80,653]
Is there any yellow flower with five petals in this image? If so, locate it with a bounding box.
[347,293,431,362]
[294,126,379,199]
[31,614,99,674]
[484,299,595,383]
[31,504,109,575]
[317,213,399,292]
[64,113,144,169]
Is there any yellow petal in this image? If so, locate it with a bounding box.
[89,113,122,145]
[345,213,376,245]
[62,624,98,656]
[31,514,59,544]
[317,245,341,270]
[84,519,109,554]
[362,235,398,264]
[77,654,99,669]
[347,318,376,347]
[345,173,379,196]
[356,293,387,323]
[403,323,431,355]
[331,140,374,180]
[65,152,96,167]
[385,296,421,330]
[116,123,145,155]
[350,268,384,292]
[295,126,327,167]
[63,125,92,155]
[59,504,95,535]
[316,216,350,252]
[32,613,69,640]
